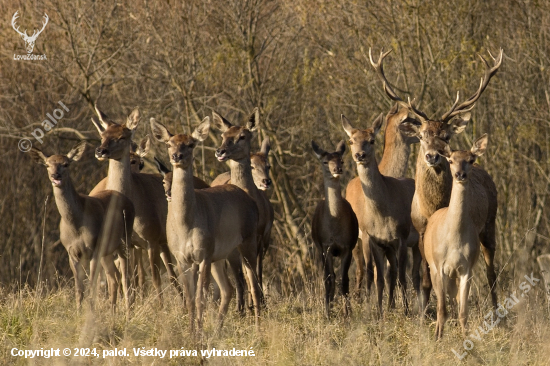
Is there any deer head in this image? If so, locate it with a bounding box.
[212,108,259,162]
[341,113,384,166]
[438,134,489,184]
[311,140,346,179]
[370,48,502,168]
[29,141,87,187]
[12,11,48,54]
[250,137,272,190]
[91,106,140,161]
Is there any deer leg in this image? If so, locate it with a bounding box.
[180,262,197,334]
[433,270,447,340]
[147,246,163,305]
[257,236,266,306]
[369,240,386,318]
[196,259,211,332]
[480,243,498,311]
[322,248,334,319]
[227,250,246,316]
[159,244,184,299]
[101,254,119,312]
[447,278,458,322]
[386,247,398,311]
[352,234,364,300]
[419,234,432,315]
[340,248,353,317]
[211,260,234,330]
[89,256,100,310]
[458,274,471,336]
[398,239,409,315]
[239,241,261,330]
[70,257,85,311]
[412,244,422,313]
[116,248,132,310]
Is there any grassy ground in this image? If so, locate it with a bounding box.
[1,269,550,366]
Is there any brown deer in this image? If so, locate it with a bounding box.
[212,109,274,305]
[342,113,415,316]
[89,106,208,304]
[311,140,358,318]
[30,142,135,311]
[370,48,502,312]
[150,117,262,332]
[129,136,150,173]
[424,135,490,339]
[154,156,247,315]
[346,104,421,300]
[211,137,273,190]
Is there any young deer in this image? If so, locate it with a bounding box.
[370,48,502,312]
[346,104,421,300]
[311,140,358,318]
[30,142,135,311]
[90,107,208,304]
[342,113,415,316]
[424,135,490,339]
[129,136,150,173]
[211,137,273,190]
[150,117,262,332]
[212,110,274,305]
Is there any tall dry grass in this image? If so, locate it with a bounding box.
[1,254,549,366]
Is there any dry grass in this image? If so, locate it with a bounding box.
[1,268,550,366]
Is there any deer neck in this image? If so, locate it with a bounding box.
[106,146,133,196]
[379,126,410,178]
[170,164,197,228]
[323,174,344,217]
[229,158,256,194]
[415,147,452,213]
[357,156,386,200]
[52,177,85,226]
[445,180,472,232]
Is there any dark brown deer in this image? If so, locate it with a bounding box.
[311,140,358,318]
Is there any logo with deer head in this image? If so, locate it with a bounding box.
[11,11,48,54]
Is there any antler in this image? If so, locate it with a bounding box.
[369,48,429,122]
[28,13,48,41]
[441,49,504,122]
[11,11,27,38]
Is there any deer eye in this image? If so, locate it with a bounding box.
[348,140,353,145]
[370,140,375,145]
[448,160,453,164]
[251,166,255,170]
[323,161,328,165]
[239,135,246,140]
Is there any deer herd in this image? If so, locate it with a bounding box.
[29,48,503,339]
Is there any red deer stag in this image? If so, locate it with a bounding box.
[370,48,502,313]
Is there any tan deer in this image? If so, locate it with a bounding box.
[311,140,358,318]
[154,156,247,315]
[150,117,262,332]
[346,103,421,300]
[30,142,135,310]
[89,106,208,303]
[211,137,273,190]
[342,113,415,316]
[424,135,490,339]
[212,109,274,305]
[370,48,502,312]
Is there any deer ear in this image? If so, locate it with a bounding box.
[439,144,453,159]
[341,114,355,137]
[336,140,346,155]
[93,105,111,131]
[91,117,106,134]
[471,133,489,156]
[125,108,140,131]
[449,112,471,135]
[192,117,210,142]
[398,120,420,137]
[311,140,326,159]
[154,157,171,176]
[372,113,384,136]
[212,112,232,132]
[67,141,87,162]
[150,118,173,143]
[29,148,48,165]
[246,108,260,132]
[260,137,271,156]
[137,136,150,158]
